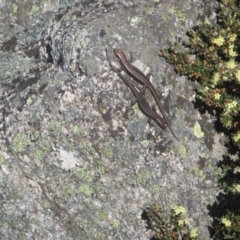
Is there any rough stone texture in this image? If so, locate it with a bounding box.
[0,0,224,239]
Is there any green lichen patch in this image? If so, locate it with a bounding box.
[150,184,161,194]
[86,141,94,153]
[192,167,205,183]
[26,96,33,105]
[97,210,108,221]
[140,139,149,148]
[136,170,151,184]
[132,104,144,119]
[193,123,204,138]
[111,219,120,228]
[102,147,113,158]
[34,139,52,160]
[11,133,31,153]
[72,125,86,135]
[50,120,65,139]
[0,154,5,166]
[79,184,92,196]
[12,3,18,13]
[95,182,103,195]
[60,181,72,196]
[74,167,93,182]
[28,5,39,15]
[178,145,187,158]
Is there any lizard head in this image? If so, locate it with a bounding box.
[113,48,127,60]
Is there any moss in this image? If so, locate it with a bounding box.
[193,122,204,138]
[11,133,31,153]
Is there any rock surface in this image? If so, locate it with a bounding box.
[0,0,224,239]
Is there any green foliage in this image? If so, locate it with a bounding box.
[159,0,240,146]
[156,1,240,239]
[145,204,199,239]
[211,153,240,239]
[211,209,240,239]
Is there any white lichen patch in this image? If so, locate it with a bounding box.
[58,147,78,170]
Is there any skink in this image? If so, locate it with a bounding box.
[113,48,178,141]
[106,49,166,129]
